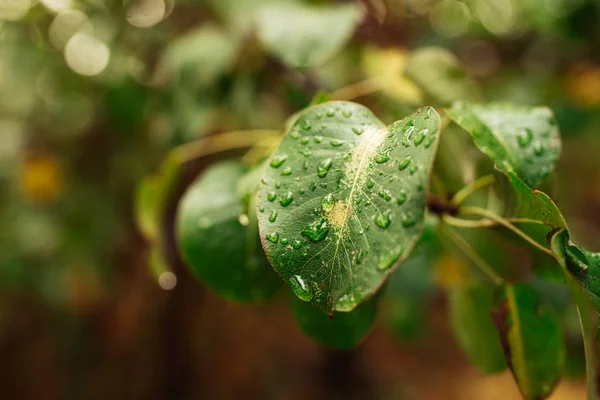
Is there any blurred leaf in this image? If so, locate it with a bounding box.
[135,153,180,241]
[494,284,564,400]
[177,161,281,302]
[162,24,241,87]
[257,102,440,313]
[551,229,600,399]
[290,293,377,349]
[257,2,363,68]
[208,0,297,33]
[383,214,441,340]
[404,47,480,106]
[449,285,507,374]
[446,102,562,188]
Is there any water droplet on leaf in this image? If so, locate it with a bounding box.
[301,217,330,242]
[270,154,288,168]
[317,158,333,178]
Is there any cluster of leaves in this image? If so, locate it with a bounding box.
[138,42,600,400]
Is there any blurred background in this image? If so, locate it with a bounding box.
[1,0,600,399]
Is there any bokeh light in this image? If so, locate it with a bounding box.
[40,0,74,13]
[0,0,32,21]
[64,32,110,76]
[126,0,166,28]
[49,10,92,50]
[430,0,471,38]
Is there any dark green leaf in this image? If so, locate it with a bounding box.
[290,293,377,349]
[257,101,441,313]
[551,229,600,399]
[177,161,282,302]
[257,3,363,68]
[404,47,480,106]
[449,285,507,374]
[494,284,564,400]
[446,102,561,188]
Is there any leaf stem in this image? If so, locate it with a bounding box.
[443,215,549,229]
[173,130,282,163]
[459,206,556,259]
[453,174,495,205]
[440,223,504,285]
[329,77,385,101]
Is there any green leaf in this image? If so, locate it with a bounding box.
[494,284,564,400]
[257,3,363,68]
[135,153,181,241]
[404,47,480,106]
[177,161,282,302]
[449,285,508,374]
[162,24,241,87]
[290,293,377,349]
[257,101,441,313]
[446,102,562,188]
[551,229,600,399]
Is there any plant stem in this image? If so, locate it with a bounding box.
[443,215,550,229]
[453,174,495,205]
[173,130,282,163]
[460,206,556,259]
[329,77,385,101]
[440,223,504,285]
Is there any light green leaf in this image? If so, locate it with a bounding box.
[404,47,480,106]
[257,3,363,68]
[551,229,600,399]
[446,102,561,188]
[495,284,564,400]
[257,101,441,314]
[449,285,507,374]
[290,292,376,349]
[177,161,282,302]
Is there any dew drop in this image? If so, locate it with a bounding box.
[279,191,294,207]
[299,188,305,194]
[281,238,289,245]
[379,189,392,201]
[303,120,312,131]
[414,131,426,145]
[289,275,313,301]
[409,165,419,175]
[321,193,335,211]
[375,149,391,164]
[533,142,545,156]
[313,136,322,144]
[375,210,392,229]
[352,127,364,135]
[401,212,416,227]
[301,136,310,145]
[281,166,292,176]
[378,246,403,270]
[517,128,533,148]
[270,154,288,168]
[292,240,303,250]
[367,178,375,189]
[300,150,312,158]
[275,181,281,189]
[342,110,352,118]
[355,249,367,265]
[317,158,333,178]
[316,112,323,119]
[330,139,344,147]
[266,232,279,243]
[310,182,317,191]
[259,206,265,213]
[326,109,336,117]
[397,190,407,205]
[398,156,412,171]
[424,134,436,148]
[267,192,277,202]
[268,210,278,223]
[301,217,330,242]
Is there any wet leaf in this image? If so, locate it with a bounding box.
[257,3,363,68]
[257,101,441,313]
[446,102,561,188]
[494,284,564,400]
[177,161,281,302]
[290,292,377,349]
[449,285,507,374]
[404,47,480,106]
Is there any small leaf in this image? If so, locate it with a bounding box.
[551,229,600,400]
[446,102,562,188]
[290,293,377,349]
[257,3,363,68]
[177,161,282,302]
[449,285,507,374]
[493,284,564,400]
[404,47,480,106]
[258,102,441,313]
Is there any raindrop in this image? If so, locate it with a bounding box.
[317,158,333,178]
[300,150,312,158]
[352,127,364,135]
[379,189,392,201]
[259,206,265,213]
[424,133,436,149]
[313,136,323,143]
[367,179,375,189]
[321,193,335,211]
[517,128,533,148]
[290,130,301,140]
[401,212,416,227]
[301,217,330,242]
[355,249,367,265]
[301,136,310,145]
[292,240,303,250]
[268,210,278,223]
[310,182,317,191]
[533,142,545,156]
[280,191,294,207]
[266,233,279,243]
[414,131,426,145]
[398,156,412,171]
[289,275,313,301]
[303,120,312,131]
[409,165,419,175]
[378,247,403,270]
[342,110,352,118]
[397,190,407,205]
[299,188,305,194]
[267,192,277,202]
[375,210,392,229]
[281,167,292,176]
[281,238,289,245]
[326,109,336,117]
[375,149,391,164]
[330,139,344,147]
